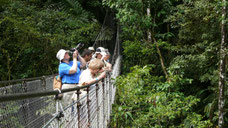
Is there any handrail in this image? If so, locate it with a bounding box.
[0,77,105,102]
[0,74,57,84]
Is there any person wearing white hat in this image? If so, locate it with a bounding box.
[56,49,86,105]
[104,49,111,62]
[93,47,112,72]
[88,47,95,52]
[94,47,107,59]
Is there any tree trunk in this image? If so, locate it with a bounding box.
[153,38,169,81]
[147,3,169,81]
[147,6,152,42]
[218,0,226,127]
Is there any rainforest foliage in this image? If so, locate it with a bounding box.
[103,0,227,127]
[0,0,227,127]
[0,0,102,80]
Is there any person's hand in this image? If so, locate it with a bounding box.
[103,67,109,71]
[98,71,106,79]
[101,56,105,60]
[102,67,111,72]
[73,50,79,59]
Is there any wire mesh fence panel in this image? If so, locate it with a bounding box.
[0,76,54,95]
[0,79,117,128]
[79,99,88,128]
[43,77,54,91]
[0,95,55,128]
[0,83,23,95]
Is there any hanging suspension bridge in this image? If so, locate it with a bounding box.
[0,55,121,128]
[0,12,121,128]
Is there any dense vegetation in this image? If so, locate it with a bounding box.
[0,0,227,127]
[0,0,103,80]
[103,0,227,127]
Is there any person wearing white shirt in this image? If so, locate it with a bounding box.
[79,58,106,86]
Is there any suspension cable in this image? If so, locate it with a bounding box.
[0,74,56,85]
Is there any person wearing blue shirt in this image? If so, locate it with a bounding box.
[56,49,86,106]
[59,61,81,84]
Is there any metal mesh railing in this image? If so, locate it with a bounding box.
[0,55,121,128]
[0,75,54,95]
[44,76,113,128]
[0,95,56,128]
[0,76,55,128]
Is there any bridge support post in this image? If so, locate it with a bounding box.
[86,87,91,127]
[54,98,65,128]
[56,99,60,128]
[109,74,113,114]
[96,83,99,128]
[77,90,81,128]
[102,79,105,128]
[106,74,110,124]
[41,76,46,90]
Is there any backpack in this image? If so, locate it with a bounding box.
[53,75,62,90]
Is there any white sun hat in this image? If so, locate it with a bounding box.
[56,49,68,62]
[96,47,107,56]
[88,47,95,51]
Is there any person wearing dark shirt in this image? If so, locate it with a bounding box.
[81,49,93,70]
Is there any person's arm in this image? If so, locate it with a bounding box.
[78,54,86,69]
[81,72,106,86]
[69,51,78,74]
[103,61,112,72]
[106,62,112,71]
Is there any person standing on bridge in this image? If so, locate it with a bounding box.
[88,46,95,54]
[94,47,112,72]
[81,49,93,70]
[56,49,86,105]
[79,58,106,87]
[104,49,111,63]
